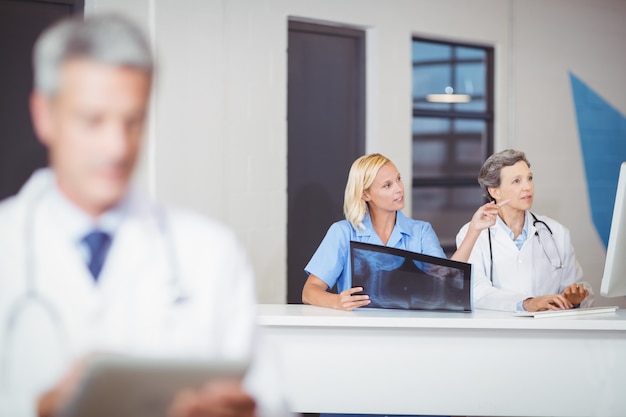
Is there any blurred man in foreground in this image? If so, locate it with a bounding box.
[0,13,290,417]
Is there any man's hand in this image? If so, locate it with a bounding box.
[37,359,86,417]
[562,283,589,306]
[168,380,256,417]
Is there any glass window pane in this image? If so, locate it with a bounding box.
[413,64,452,111]
[456,46,485,60]
[412,186,484,251]
[456,63,485,95]
[412,41,451,62]
[413,39,488,113]
[455,63,486,112]
[413,64,452,96]
[413,118,487,179]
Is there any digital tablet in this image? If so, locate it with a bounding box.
[57,354,249,417]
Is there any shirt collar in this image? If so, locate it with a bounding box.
[394,211,413,237]
[496,211,530,241]
[357,211,412,244]
[45,172,129,243]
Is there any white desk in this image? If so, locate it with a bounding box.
[258,304,626,416]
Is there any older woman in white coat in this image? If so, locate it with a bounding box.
[456,149,593,312]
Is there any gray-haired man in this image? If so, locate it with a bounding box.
[0,14,290,417]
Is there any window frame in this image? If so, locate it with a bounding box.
[411,36,495,252]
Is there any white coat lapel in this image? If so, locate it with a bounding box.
[91,195,173,354]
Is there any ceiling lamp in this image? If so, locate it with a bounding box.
[425,86,471,103]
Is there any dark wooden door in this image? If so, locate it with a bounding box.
[287,21,366,303]
[0,0,83,201]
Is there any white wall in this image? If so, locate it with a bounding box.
[513,0,626,307]
[86,0,626,307]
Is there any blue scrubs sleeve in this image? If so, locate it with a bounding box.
[418,222,446,258]
[304,221,352,291]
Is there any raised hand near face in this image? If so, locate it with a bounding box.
[468,200,510,233]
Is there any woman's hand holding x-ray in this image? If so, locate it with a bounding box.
[337,286,371,311]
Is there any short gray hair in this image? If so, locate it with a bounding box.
[478,149,531,200]
[33,13,154,95]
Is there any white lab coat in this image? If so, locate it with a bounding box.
[0,169,291,417]
[456,211,593,311]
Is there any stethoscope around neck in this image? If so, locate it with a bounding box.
[487,210,563,282]
[0,183,189,388]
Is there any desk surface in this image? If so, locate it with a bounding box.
[258,303,626,331]
[258,304,626,416]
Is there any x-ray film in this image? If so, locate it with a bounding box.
[350,241,472,312]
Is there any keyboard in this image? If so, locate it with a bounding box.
[514,305,619,318]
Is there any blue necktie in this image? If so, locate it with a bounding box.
[82,230,112,281]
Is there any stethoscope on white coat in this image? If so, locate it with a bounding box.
[0,183,189,386]
[487,211,563,282]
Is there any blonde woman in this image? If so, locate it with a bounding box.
[302,153,504,311]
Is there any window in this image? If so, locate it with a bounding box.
[412,38,494,254]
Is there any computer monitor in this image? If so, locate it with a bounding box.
[600,161,626,297]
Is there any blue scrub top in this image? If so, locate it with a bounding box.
[304,211,446,292]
